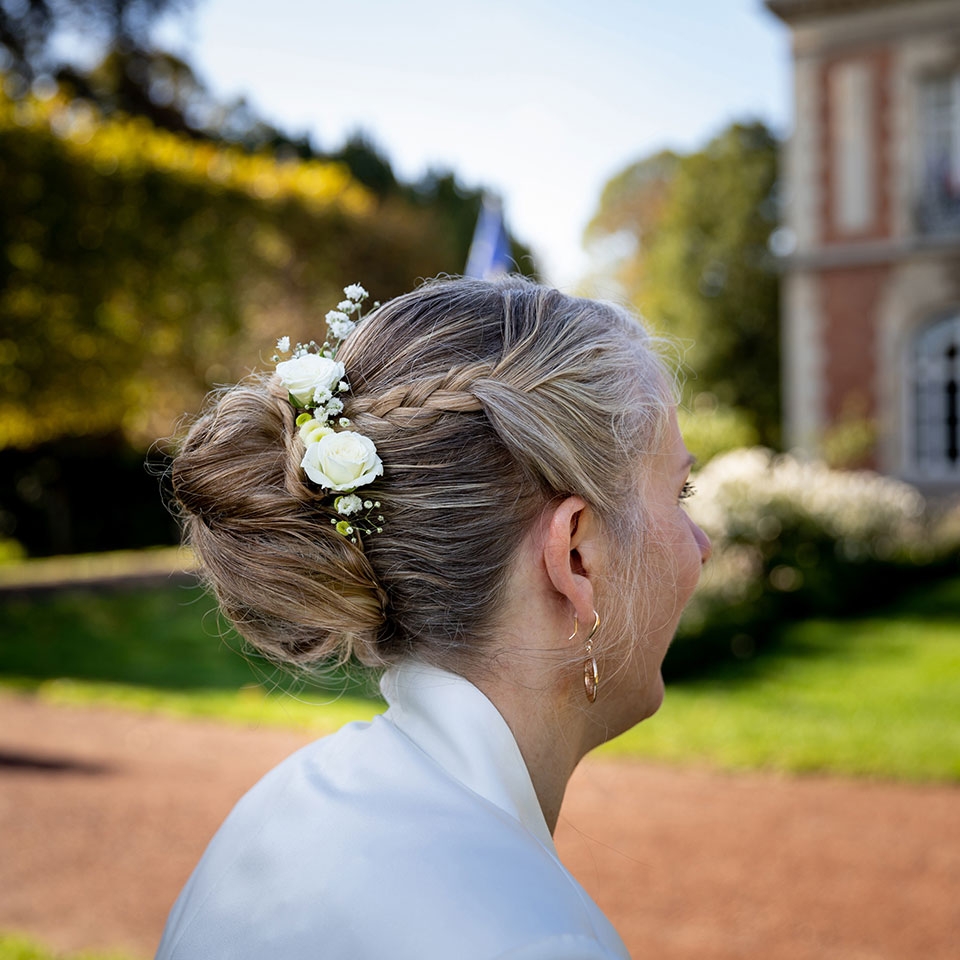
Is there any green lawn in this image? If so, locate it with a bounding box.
[602,579,960,780]
[0,933,132,960]
[1,576,959,780]
[0,580,382,729]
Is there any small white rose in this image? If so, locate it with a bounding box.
[276,354,345,406]
[301,430,383,491]
[298,417,334,445]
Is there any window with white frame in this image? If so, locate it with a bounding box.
[914,311,960,478]
[919,73,960,235]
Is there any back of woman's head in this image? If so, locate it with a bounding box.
[171,275,671,672]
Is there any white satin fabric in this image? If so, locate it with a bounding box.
[155,661,631,960]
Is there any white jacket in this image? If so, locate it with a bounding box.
[156,661,631,960]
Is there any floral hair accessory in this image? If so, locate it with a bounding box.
[274,284,384,543]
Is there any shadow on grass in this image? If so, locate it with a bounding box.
[664,574,960,689]
[0,582,381,700]
[5,575,960,702]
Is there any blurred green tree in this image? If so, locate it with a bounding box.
[0,2,536,555]
[0,0,193,84]
[0,89,535,554]
[0,89,478,451]
[585,122,781,446]
[1,0,536,272]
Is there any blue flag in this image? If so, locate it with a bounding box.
[465,195,514,279]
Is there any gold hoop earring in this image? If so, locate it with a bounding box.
[583,610,600,703]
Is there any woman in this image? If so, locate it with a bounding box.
[156,275,710,960]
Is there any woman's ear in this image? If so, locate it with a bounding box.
[542,496,601,636]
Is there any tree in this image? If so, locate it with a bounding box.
[0,0,193,84]
[0,4,539,555]
[585,122,781,446]
[0,89,496,554]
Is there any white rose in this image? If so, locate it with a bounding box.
[301,431,383,491]
[276,354,345,406]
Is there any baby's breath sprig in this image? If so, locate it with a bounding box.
[323,282,370,350]
[330,494,385,544]
[272,283,370,365]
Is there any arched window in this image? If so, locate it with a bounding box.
[914,311,960,479]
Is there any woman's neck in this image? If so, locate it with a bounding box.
[472,671,596,835]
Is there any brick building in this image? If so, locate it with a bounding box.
[767,0,960,490]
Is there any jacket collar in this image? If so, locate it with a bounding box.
[380,660,556,853]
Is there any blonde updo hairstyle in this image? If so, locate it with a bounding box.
[171,276,672,676]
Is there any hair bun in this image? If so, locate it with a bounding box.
[171,377,390,668]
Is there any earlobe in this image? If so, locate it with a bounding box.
[542,496,599,634]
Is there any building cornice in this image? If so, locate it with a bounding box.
[780,234,960,270]
[766,0,923,23]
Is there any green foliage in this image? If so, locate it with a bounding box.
[2,573,959,779]
[0,0,190,84]
[820,413,878,469]
[0,82,537,554]
[0,88,473,451]
[677,401,759,465]
[604,577,960,780]
[0,932,133,960]
[0,537,25,564]
[406,169,536,279]
[0,578,383,728]
[9,676,383,732]
[586,122,781,444]
[0,581,378,698]
[0,438,181,556]
[329,133,398,195]
[670,448,960,675]
[584,149,678,257]
[0,544,186,585]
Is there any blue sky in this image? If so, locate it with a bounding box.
[159,0,792,287]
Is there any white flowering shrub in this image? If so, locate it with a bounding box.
[667,448,960,676]
[688,448,927,562]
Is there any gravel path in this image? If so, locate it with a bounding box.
[1,694,958,959]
